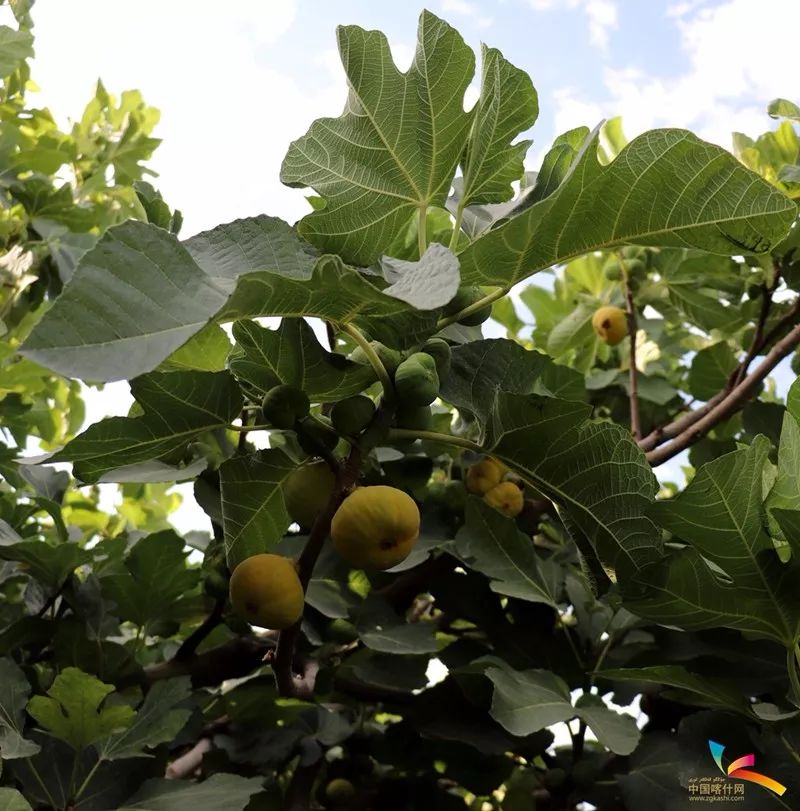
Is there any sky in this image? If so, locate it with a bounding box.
[17,0,800,529]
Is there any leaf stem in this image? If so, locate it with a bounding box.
[621,255,641,440]
[387,428,482,453]
[436,286,508,330]
[418,205,428,258]
[25,760,57,809]
[340,322,394,398]
[449,203,464,252]
[228,422,271,432]
[74,756,103,802]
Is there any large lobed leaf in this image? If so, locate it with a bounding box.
[229,318,376,401]
[280,11,475,265]
[627,437,800,644]
[442,339,659,583]
[22,219,439,382]
[48,370,242,483]
[458,128,797,287]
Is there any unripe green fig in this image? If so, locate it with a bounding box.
[284,460,336,528]
[395,403,433,431]
[261,384,310,429]
[330,395,376,436]
[394,352,439,406]
[792,352,800,376]
[297,417,339,456]
[621,245,645,260]
[445,286,492,326]
[421,337,451,377]
[325,777,356,805]
[349,341,403,375]
[604,265,623,281]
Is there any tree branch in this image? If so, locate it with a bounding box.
[165,737,212,779]
[273,447,362,698]
[639,295,800,453]
[647,320,800,466]
[144,634,276,688]
[732,280,775,387]
[623,267,641,440]
[173,598,225,662]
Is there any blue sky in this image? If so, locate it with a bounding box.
[18,0,799,526]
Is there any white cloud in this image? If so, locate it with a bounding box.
[551,0,800,149]
[28,0,345,237]
[528,0,618,50]
[441,0,494,28]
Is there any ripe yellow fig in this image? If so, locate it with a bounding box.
[465,457,505,495]
[592,306,627,345]
[229,553,304,629]
[484,481,524,518]
[331,485,420,570]
[284,460,336,528]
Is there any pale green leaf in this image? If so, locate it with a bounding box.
[27,667,134,750]
[0,789,32,811]
[0,25,33,77]
[281,11,474,265]
[458,45,537,208]
[379,243,460,310]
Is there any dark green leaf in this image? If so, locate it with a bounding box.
[486,392,660,583]
[458,129,795,287]
[220,449,296,568]
[229,318,375,401]
[118,774,263,811]
[454,499,560,606]
[101,531,199,627]
[50,371,242,483]
[688,342,737,401]
[0,658,40,759]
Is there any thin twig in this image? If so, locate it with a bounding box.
[647,320,800,466]
[165,738,212,779]
[623,263,641,440]
[173,598,225,661]
[731,272,780,387]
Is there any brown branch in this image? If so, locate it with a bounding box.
[173,598,225,661]
[283,740,323,811]
[165,737,212,779]
[647,320,800,466]
[732,281,775,387]
[273,449,362,698]
[273,399,396,698]
[144,634,276,687]
[639,295,800,453]
[623,268,641,440]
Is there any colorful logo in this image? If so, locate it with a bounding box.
[709,740,787,797]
